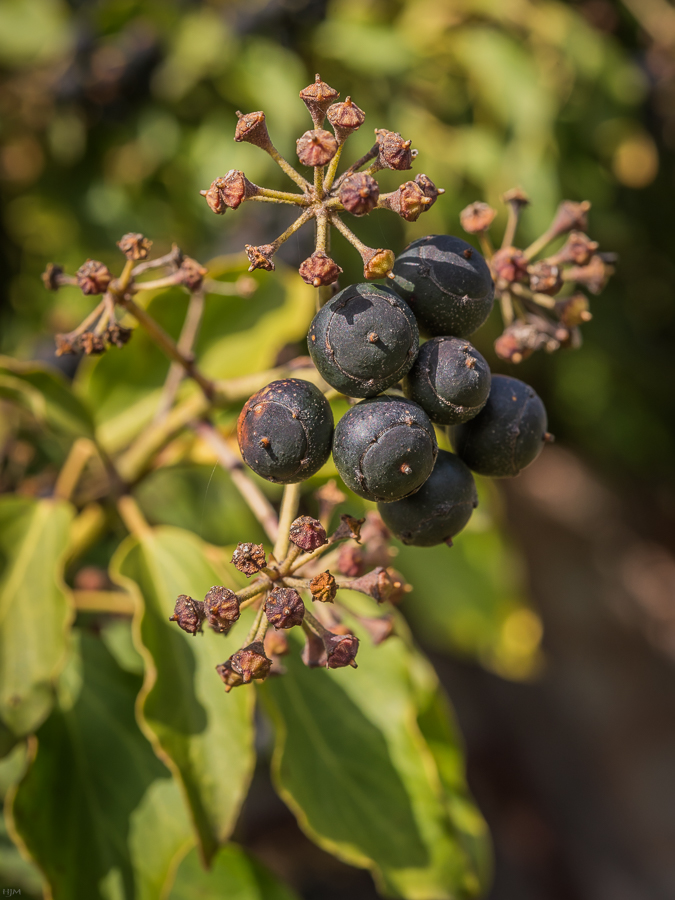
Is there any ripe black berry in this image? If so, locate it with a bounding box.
[377,450,477,546]
[449,374,547,477]
[238,379,333,484]
[332,396,437,502]
[391,235,494,337]
[403,336,491,425]
[307,283,418,398]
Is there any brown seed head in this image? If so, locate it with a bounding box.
[375,129,414,170]
[264,628,290,658]
[310,571,337,604]
[76,259,112,295]
[55,334,80,356]
[179,257,208,290]
[215,659,244,692]
[460,201,497,234]
[265,587,305,629]
[169,594,205,636]
[327,96,365,141]
[231,542,267,577]
[414,173,444,208]
[502,187,530,211]
[230,641,272,684]
[491,246,529,285]
[550,231,599,266]
[332,513,366,544]
[299,251,342,287]
[289,515,327,552]
[234,111,272,150]
[528,260,563,295]
[105,323,133,348]
[204,585,240,634]
[117,233,152,260]
[339,173,380,216]
[81,332,107,355]
[42,262,64,291]
[566,254,613,294]
[300,74,340,127]
[296,129,338,167]
[349,566,400,604]
[245,244,275,272]
[201,170,259,214]
[324,632,359,668]
[381,181,431,222]
[555,292,592,327]
[363,248,395,280]
[548,200,591,239]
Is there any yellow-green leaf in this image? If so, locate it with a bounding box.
[169,844,300,900]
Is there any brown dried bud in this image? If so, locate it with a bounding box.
[117,233,152,260]
[339,173,380,216]
[380,181,432,222]
[245,244,275,272]
[566,254,613,294]
[358,614,395,645]
[230,641,271,684]
[296,129,338,167]
[201,170,259,214]
[179,257,208,290]
[375,129,414,171]
[81,332,107,355]
[231,542,267,577]
[332,514,365,544]
[494,313,567,362]
[216,659,244,692]
[204,585,240,634]
[289,516,327,552]
[324,632,359,668]
[105,323,133,348]
[315,479,346,524]
[548,200,591,239]
[460,202,497,234]
[301,628,327,668]
[265,587,305,629]
[300,74,339,128]
[363,248,395,281]
[528,260,563,295]
[76,259,112,295]
[299,251,342,287]
[234,111,272,150]
[491,246,529,285]
[502,187,530,211]
[169,594,205,636]
[42,263,64,291]
[349,566,401,604]
[337,544,365,577]
[555,292,592,327]
[264,628,289,658]
[550,231,598,266]
[414,174,444,208]
[310,571,337,604]
[493,330,531,365]
[55,334,80,356]
[327,96,365,141]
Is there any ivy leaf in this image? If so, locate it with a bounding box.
[8,631,193,900]
[260,600,489,900]
[169,844,300,900]
[110,524,256,864]
[0,496,74,737]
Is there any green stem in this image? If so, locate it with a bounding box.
[266,146,311,191]
[323,143,344,193]
[273,483,302,562]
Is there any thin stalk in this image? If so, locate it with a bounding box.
[323,143,344,192]
[302,606,331,637]
[511,282,556,310]
[154,288,205,423]
[132,246,182,276]
[256,186,310,205]
[333,144,378,189]
[362,162,383,179]
[247,195,308,207]
[314,165,325,200]
[501,206,520,250]
[273,483,302,561]
[238,580,272,605]
[269,208,315,253]
[478,232,495,260]
[244,601,266,644]
[131,274,183,293]
[254,615,269,643]
[500,292,515,327]
[266,146,311,191]
[68,299,106,337]
[329,213,370,259]
[53,437,96,502]
[524,229,557,261]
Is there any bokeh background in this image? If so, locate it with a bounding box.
[1,0,674,898]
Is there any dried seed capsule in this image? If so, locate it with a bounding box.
[234,111,272,150]
[298,251,342,287]
[244,244,275,272]
[237,378,333,484]
[42,263,64,291]
[348,566,400,603]
[450,374,548,477]
[555,292,592,327]
[106,323,133,348]
[117,233,152,260]
[289,516,327,551]
[230,641,272,684]
[201,170,259,214]
[414,174,443,209]
[324,632,359,668]
[231,542,267,577]
[296,129,338,167]
[363,248,395,281]
[460,202,496,234]
[528,260,562,295]
[491,246,529,285]
[81,333,106,355]
[76,259,112,295]
[375,129,413,170]
[326,96,365,141]
[549,231,598,266]
[332,396,437,502]
[169,594,205,636]
[300,74,340,128]
[307,283,419,398]
[403,336,491,426]
[310,571,337,603]
[204,585,240,634]
[179,257,208,290]
[380,181,432,222]
[377,450,477,546]
[391,235,494,338]
[265,587,305,629]
[548,200,590,239]
[216,659,244,692]
[339,173,380,216]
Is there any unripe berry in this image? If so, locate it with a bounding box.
[403,337,491,426]
[450,374,548,477]
[377,450,477,546]
[332,396,437,502]
[391,235,494,338]
[238,379,333,484]
[307,283,418,398]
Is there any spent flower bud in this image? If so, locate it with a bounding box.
[414,173,444,208]
[42,263,64,291]
[550,231,598,266]
[296,129,338,167]
[300,74,339,128]
[492,247,529,285]
[299,251,342,287]
[201,170,259,214]
[327,96,365,141]
[548,200,591,239]
[245,244,275,272]
[230,641,272,684]
[179,257,208,290]
[231,542,267,577]
[234,111,272,150]
[324,632,359,668]
[339,173,379,216]
[117,233,152,260]
[528,260,563,295]
[460,202,496,234]
[169,594,205,636]
[380,181,432,222]
[265,587,305,629]
[216,659,244,692]
[309,571,337,603]
[375,129,414,170]
[363,248,395,280]
[76,259,112,295]
[204,585,240,634]
[289,516,327,552]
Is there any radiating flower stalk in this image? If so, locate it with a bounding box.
[460,190,616,363]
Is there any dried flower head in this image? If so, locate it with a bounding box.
[76,260,112,295]
[231,542,267,577]
[204,586,240,634]
[230,641,272,684]
[169,595,205,636]
[265,587,305,629]
[117,233,152,260]
[310,571,337,603]
[460,202,497,234]
[289,516,327,552]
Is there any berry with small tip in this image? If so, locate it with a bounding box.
[204,586,240,634]
[169,595,205,636]
[289,516,327,551]
[230,641,271,684]
[264,587,305,629]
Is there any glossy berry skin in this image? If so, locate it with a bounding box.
[238,378,333,484]
[307,283,418,398]
[332,396,437,502]
[391,234,494,338]
[377,450,477,546]
[450,374,547,477]
[403,336,491,426]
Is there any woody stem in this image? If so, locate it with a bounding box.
[266,146,311,192]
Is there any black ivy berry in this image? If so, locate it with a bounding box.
[450,374,548,477]
[403,336,491,426]
[377,450,477,546]
[307,283,418,398]
[333,396,437,502]
[391,235,494,338]
[238,379,333,484]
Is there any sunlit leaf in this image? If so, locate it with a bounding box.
[169,844,300,900]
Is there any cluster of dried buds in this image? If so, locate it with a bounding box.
[169,496,408,692]
[201,74,443,289]
[460,190,616,363]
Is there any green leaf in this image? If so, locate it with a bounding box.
[0,495,74,736]
[261,602,489,899]
[0,356,95,438]
[169,844,300,900]
[8,631,193,900]
[110,525,256,864]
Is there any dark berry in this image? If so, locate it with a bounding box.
[332,396,437,502]
[403,337,491,426]
[449,374,548,477]
[377,450,477,546]
[391,235,494,338]
[237,379,333,484]
[307,283,418,398]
